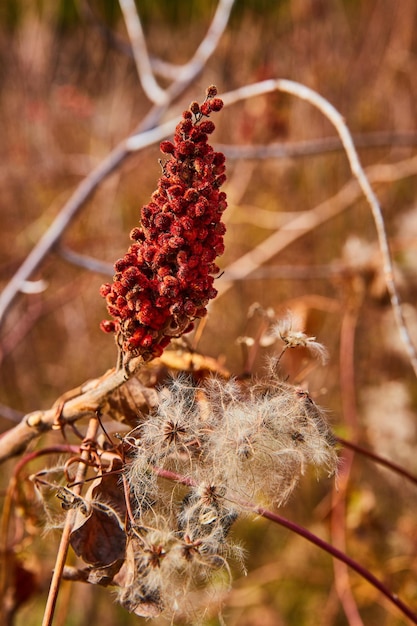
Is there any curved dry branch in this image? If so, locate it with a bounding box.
[220,80,417,377]
[151,0,235,81]
[120,0,234,97]
[119,0,169,105]
[255,505,417,625]
[337,437,417,486]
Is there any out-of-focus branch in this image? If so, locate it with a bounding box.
[218,179,359,291]
[57,244,114,276]
[220,80,417,378]
[0,403,23,424]
[148,0,235,82]
[118,0,168,105]
[218,131,417,160]
[332,302,364,626]
[0,121,176,328]
[168,0,235,84]
[0,1,235,330]
[119,0,234,105]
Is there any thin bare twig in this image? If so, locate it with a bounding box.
[0,403,23,423]
[254,505,417,625]
[150,0,235,82]
[220,80,417,377]
[57,245,114,276]
[337,437,417,487]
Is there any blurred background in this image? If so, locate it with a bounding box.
[1,0,417,624]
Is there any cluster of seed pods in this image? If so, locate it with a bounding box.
[100,86,227,362]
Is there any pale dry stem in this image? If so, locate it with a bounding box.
[118,0,168,105]
[41,417,99,626]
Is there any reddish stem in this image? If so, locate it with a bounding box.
[155,466,417,624]
[337,436,417,487]
[253,505,417,625]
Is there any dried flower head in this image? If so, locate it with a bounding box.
[33,370,337,623]
[269,312,329,364]
[116,372,337,619]
[100,86,227,365]
[204,375,337,505]
[127,372,337,515]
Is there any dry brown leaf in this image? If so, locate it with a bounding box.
[70,464,127,568]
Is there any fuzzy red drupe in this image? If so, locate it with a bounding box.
[100,86,227,361]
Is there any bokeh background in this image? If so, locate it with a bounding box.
[1,0,417,624]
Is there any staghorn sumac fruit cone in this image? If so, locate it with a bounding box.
[100,86,227,365]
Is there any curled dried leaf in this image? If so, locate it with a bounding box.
[70,467,127,568]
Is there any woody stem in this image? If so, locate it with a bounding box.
[41,417,99,626]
